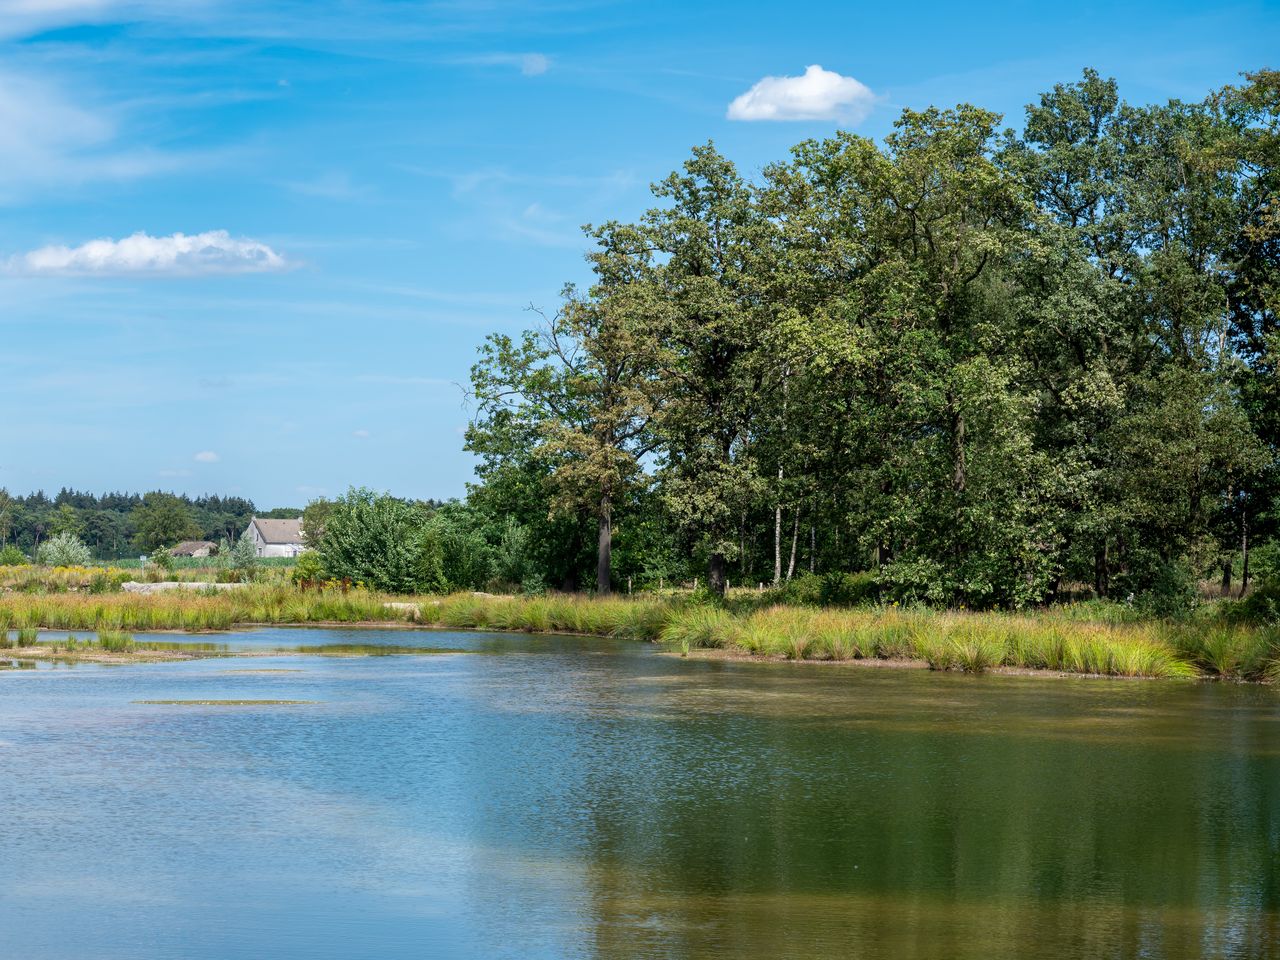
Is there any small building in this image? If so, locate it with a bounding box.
[245,517,305,558]
[170,540,218,558]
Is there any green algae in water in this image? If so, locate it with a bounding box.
[282,644,470,656]
[133,699,319,706]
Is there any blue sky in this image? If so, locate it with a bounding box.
[0,0,1276,508]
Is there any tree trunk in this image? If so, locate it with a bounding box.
[809,524,815,574]
[596,494,612,595]
[774,366,790,587]
[1241,508,1251,595]
[1094,541,1110,599]
[786,509,800,580]
[773,502,783,586]
[949,391,966,494]
[708,552,728,596]
[1221,558,1233,598]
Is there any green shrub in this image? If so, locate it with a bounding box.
[291,551,324,584]
[35,533,92,567]
[775,573,823,606]
[1227,579,1280,625]
[772,571,878,608]
[317,488,445,594]
[0,545,27,566]
[1113,553,1199,618]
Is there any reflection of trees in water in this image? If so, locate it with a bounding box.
[572,669,1280,959]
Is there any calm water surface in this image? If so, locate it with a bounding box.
[1,627,1278,959]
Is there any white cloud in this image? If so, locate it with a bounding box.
[520,53,549,76]
[194,450,219,462]
[727,64,876,123]
[11,230,290,276]
[352,429,369,438]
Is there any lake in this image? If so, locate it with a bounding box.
[1,626,1278,959]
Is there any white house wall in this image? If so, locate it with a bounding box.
[258,543,303,558]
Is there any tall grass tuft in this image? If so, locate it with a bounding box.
[658,607,737,650]
[97,629,135,653]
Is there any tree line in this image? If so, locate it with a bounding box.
[0,489,299,558]
[463,68,1280,608]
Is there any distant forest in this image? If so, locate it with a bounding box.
[0,489,301,559]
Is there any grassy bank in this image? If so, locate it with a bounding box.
[1,587,1276,681]
[0,586,402,632]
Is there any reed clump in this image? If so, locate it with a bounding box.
[0,585,417,633]
[655,604,1203,679]
[97,630,136,653]
[431,592,674,639]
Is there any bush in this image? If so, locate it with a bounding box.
[1140,560,1200,618]
[1228,579,1280,625]
[317,487,445,594]
[771,571,878,607]
[35,533,92,567]
[0,545,27,566]
[150,547,174,572]
[818,571,878,606]
[229,531,259,576]
[1249,542,1280,585]
[427,506,494,590]
[291,551,324,585]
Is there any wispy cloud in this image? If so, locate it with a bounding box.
[284,170,375,202]
[727,64,876,123]
[353,374,454,387]
[446,51,552,75]
[194,450,219,462]
[0,69,191,198]
[497,201,581,248]
[0,1,177,40]
[10,230,291,276]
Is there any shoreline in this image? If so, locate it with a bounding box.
[0,626,1243,683]
[670,647,1185,682]
[1,590,1272,682]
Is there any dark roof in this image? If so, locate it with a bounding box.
[171,540,217,555]
[251,518,304,545]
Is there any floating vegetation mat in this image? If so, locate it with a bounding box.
[133,699,318,706]
[283,644,469,656]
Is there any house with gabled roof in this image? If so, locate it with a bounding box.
[244,517,306,558]
[171,540,218,558]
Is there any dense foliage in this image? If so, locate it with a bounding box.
[466,69,1280,607]
[0,489,263,559]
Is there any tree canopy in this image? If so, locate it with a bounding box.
[465,69,1280,607]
